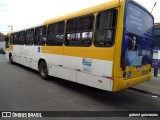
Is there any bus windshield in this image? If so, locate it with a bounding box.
[125,2,153,38]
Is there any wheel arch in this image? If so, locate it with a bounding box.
[38,58,49,71]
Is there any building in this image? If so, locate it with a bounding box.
[152,23,160,68]
[154,22,160,49]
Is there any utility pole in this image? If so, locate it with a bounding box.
[8,25,13,31]
[152,2,158,77]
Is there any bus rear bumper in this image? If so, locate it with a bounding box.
[113,73,152,92]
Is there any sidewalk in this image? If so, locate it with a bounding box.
[132,76,160,96]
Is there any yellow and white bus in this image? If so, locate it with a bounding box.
[5,0,154,92]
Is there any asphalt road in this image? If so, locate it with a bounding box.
[0,54,160,120]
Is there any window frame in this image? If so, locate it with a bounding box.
[18,30,26,45]
[94,9,118,47]
[34,25,47,46]
[13,32,19,45]
[65,14,94,47]
[26,28,35,46]
[46,21,65,46]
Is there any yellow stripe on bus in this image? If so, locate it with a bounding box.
[42,46,63,55]
[42,46,115,61]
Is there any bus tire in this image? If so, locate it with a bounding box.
[9,54,14,64]
[39,61,48,80]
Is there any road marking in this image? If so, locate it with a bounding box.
[138,84,160,90]
[129,88,160,100]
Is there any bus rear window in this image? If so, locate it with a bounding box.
[125,2,153,38]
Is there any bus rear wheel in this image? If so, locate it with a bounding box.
[39,61,48,80]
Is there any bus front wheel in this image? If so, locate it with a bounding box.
[9,54,14,64]
[39,61,48,80]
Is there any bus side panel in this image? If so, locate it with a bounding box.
[20,46,33,68]
[41,46,76,82]
[12,45,19,63]
[41,47,77,82]
[50,65,77,82]
[61,55,113,91]
[41,46,114,91]
[77,59,113,91]
[77,72,113,91]
[63,47,114,76]
[62,47,114,91]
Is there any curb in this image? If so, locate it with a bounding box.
[129,87,160,99]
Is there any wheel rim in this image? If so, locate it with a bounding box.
[41,65,47,76]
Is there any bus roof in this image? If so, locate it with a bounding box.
[44,0,120,25]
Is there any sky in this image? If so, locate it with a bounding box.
[0,0,160,34]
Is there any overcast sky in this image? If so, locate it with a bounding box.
[0,0,159,34]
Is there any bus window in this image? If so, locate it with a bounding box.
[94,10,117,47]
[19,31,25,45]
[26,29,34,45]
[13,32,19,45]
[10,34,13,45]
[35,26,46,46]
[66,14,94,46]
[47,21,64,46]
